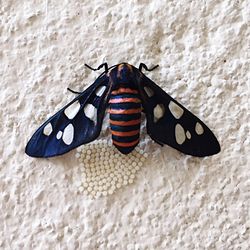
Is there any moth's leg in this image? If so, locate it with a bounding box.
[85,63,109,73]
[67,88,81,95]
[139,63,159,72]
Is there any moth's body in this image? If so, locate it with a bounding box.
[108,63,142,154]
[25,62,220,158]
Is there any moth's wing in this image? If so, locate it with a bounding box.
[138,74,220,157]
[25,74,111,158]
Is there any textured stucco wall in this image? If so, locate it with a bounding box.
[0,0,249,249]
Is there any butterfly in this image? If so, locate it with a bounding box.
[25,62,220,158]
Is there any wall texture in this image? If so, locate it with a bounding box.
[0,0,249,249]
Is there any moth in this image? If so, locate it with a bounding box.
[25,62,220,158]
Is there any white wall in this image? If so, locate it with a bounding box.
[0,0,249,249]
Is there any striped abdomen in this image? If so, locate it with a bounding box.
[109,88,142,154]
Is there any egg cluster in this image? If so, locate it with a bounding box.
[75,140,148,198]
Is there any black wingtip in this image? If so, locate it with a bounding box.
[196,137,221,157]
[212,139,221,155]
[25,138,46,158]
[208,133,221,156]
[25,143,39,158]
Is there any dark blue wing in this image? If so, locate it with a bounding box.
[25,74,111,157]
[137,74,220,157]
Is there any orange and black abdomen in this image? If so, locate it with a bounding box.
[109,88,142,154]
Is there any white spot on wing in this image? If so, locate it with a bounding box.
[62,124,74,145]
[95,86,106,97]
[195,122,204,135]
[64,101,81,119]
[175,124,186,145]
[43,123,53,136]
[169,101,184,119]
[144,87,154,97]
[186,130,191,139]
[84,104,97,123]
[56,131,63,139]
[153,104,165,122]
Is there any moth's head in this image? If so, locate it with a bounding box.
[117,63,133,77]
[110,63,137,88]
